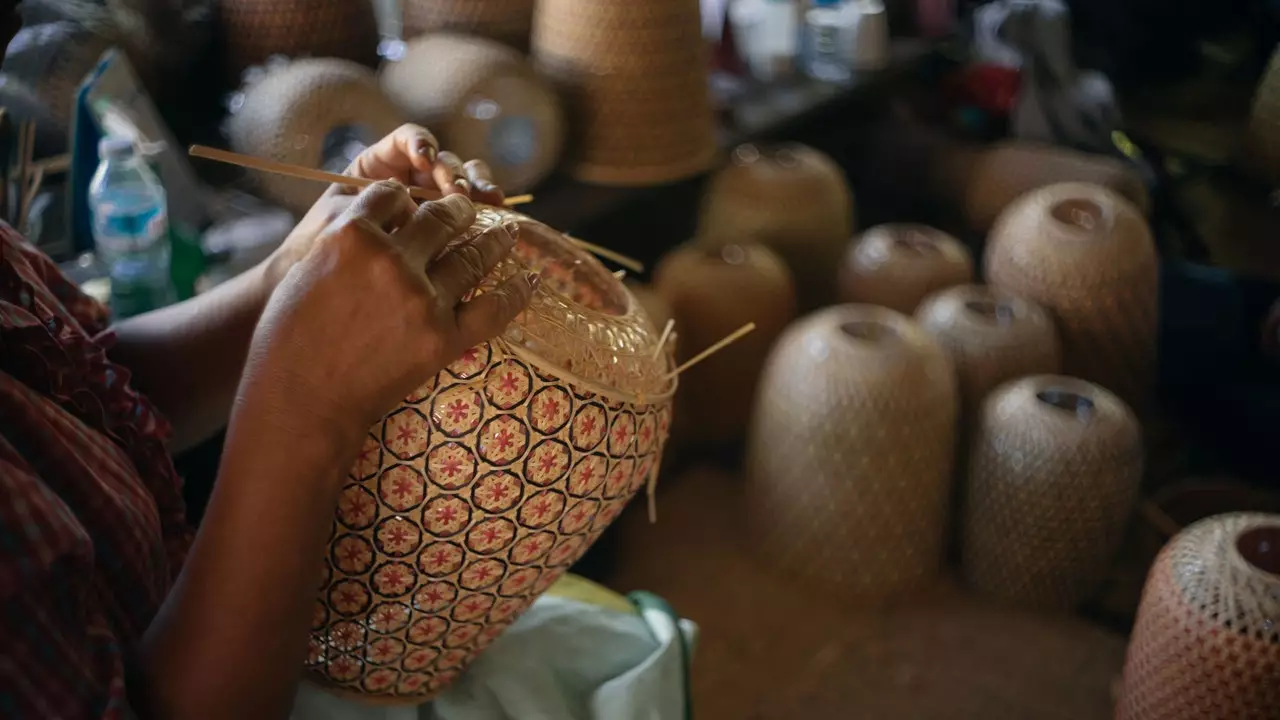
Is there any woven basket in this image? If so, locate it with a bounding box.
[654,242,797,447]
[984,182,1158,411]
[308,207,675,701]
[954,141,1149,235]
[402,0,535,50]
[532,0,717,186]
[698,143,856,312]
[380,34,563,193]
[961,376,1142,612]
[624,282,674,336]
[1117,513,1280,719]
[839,224,973,315]
[217,0,381,81]
[226,58,406,217]
[746,305,958,602]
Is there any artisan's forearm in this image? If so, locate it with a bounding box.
[138,384,361,720]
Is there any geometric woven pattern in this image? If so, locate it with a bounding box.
[217,0,380,80]
[1117,513,1280,720]
[403,0,536,50]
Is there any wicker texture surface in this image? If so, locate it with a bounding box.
[532,0,717,186]
[962,376,1143,612]
[839,224,974,315]
[402,0,536,49]
[1117,513,1280,720]
[984,182,1158,411]
[746,305,957,602]
[698,143,856,312]
[380,34,563,193]
[217,0,380,79]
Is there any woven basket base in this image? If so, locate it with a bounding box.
[569,145,720,187]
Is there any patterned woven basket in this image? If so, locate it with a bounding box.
[1117,513,1280,719]
[962,376,1142,612]
[839,224,973,315]
[402,0,536,50]
[985,182,1158,412]
[380,34,564,193]
[217,0,380,81]
[532,0,717,186]
[746,305,958,602]
[226,58,407,217]
[653,242,797,447]
[957,141,1149,235]
[308,207,675,701]
[697,144,856,312]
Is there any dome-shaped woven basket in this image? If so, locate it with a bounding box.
[1247,47,1280,184]
[746,305,957,602]
[308,207,675,701]
[961,141,1149,235]
[697,143,856,312]
[403,0,536,50]
[915,284,1060,416]
[1117,513,1280,719]
[532,0,717,186]
[217,0,380,81]
[984,182,1158,411]
[962,376,1142,612]
[226,58,407,217]
[381,34,564,194]
[839,224,974,315]
[624,282,674,337]
[654,242,797,447]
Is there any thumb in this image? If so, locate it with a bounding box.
[454,272,540,349]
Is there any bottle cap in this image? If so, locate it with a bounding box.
[99,136,136,159]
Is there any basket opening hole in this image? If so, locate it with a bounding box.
[1050,198,1105,233]
[892,230,940,254]
[1237,526,1280,576]
[319,125,378,174]
[841,320,896,344]
[1036,389,1095,419]
[964,299,1015,324]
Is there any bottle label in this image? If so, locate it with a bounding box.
[814,24,839,58]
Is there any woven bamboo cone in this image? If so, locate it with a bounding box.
[746,305,958,602]
[217,0,381,80]
[1117,513,1280,719]
[840,224,973,314]
[654,242,797,447]
[532,0,717,186]
[962,376,1143,612]
[985,182,1158,412]
[403,0,536,50]
[698,143,856,312]
[381,34,564,193]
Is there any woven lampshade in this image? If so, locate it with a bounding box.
[380,34,563,193]
[1117,513,1280,719]
[962,376,1142,611]
[403,0,535,50]
[955,141,1149,235]
[1247,47,1280,183]
[227,58,407,217]
[839,224,973,315]
[984,182,1158,411]
[217,0,381,81]
[532,0,717,186]
[746,305,958,601]
[654,242,797,447]
[697,143,856,312]
[915,285,1060,417]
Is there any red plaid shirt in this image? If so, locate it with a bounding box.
[0,224,192,719]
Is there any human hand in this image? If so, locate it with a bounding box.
[242,181,538,454]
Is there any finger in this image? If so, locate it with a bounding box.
[433,151,469,196]
[429,219,520,304]
[341,124,440,192]
[341,180,417,233]
[455,272,540,349]
[464,159,504,206]
[390,193,477,273]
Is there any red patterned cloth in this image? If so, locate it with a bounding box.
[0,224,191,719]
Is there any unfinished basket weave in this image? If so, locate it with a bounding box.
[654,242,797,447]
[985,182,1158,411]
[839,224,974,315]
[962,376,1142,612]
[698,143,856,312]
[308,207,675,700]
[217,0,381,80]
[746,305,957,602]
[226,58,406,217]
[380,34,563,193]
[403,0,536,50]
[1117,513,1280,719]
[532,0,717,186]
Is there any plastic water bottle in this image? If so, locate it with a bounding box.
[89,137,175,318]
[804,0,854,82]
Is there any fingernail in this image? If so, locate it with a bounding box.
[416,140,436,162]
[476,180,499,193]
[454,178,471,193]
[502,220,521,238]
[526,272,541,290]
